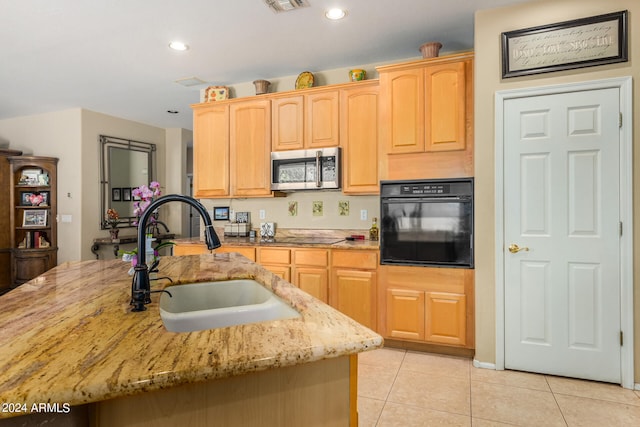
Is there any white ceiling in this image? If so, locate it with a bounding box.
[0,0,529,131]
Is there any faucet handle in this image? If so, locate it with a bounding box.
[149,289,173,298]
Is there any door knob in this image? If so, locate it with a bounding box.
[508,244,529,253]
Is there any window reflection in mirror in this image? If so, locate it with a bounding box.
[100,135,156,229]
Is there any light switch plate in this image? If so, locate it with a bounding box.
[360,210,367,221]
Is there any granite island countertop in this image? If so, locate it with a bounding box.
[0,253,382,417]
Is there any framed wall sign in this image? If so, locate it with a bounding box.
[501,10,628,78]
[214,207,230,221]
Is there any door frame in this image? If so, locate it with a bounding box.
[494,77,634,389]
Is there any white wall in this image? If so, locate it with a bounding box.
[165,128,192,236]
[0,109,82,263]
[474,0,640,380]
[81,110,167,260]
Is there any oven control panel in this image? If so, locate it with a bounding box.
[381,178,473,198]
[400,184,449,195]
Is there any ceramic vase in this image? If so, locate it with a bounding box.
[109,228,119,240]
[348,69,366,82]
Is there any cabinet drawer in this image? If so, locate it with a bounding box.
[173,244,209,256]
[294,248,328,267]
[216,246,256,261]
[258,247,291,264]
[332,250,377,270]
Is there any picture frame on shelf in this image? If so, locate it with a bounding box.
[18,169,42,185]
[23,210,48,227]
[20,191,49,206]
[214,207,230,221]
[37,173,49,186]
[20,191,34,206]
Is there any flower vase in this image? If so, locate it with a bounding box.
[109,228,119,240]
[145,234,156,259]
[146,234,158,278]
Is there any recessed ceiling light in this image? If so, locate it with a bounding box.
[168,41,189,51]
[325,8,346,20]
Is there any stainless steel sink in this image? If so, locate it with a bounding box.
[159,279,301,332]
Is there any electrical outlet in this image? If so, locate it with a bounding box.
[360,209,367,221]
[259,209,266,220]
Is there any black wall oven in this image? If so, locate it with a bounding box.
[380,178,474,268]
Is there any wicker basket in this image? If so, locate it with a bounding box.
[419,42,442,59]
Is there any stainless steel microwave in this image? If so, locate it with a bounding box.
[270,147,341,191]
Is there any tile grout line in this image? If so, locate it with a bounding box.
[545,375,570,427]
[468,358,474,426]
[374,349,408,427]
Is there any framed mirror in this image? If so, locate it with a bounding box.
[100,135,156,229]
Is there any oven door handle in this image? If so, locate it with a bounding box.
[382,196,471,202]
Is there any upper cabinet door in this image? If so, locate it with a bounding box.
[272,95,304,151]
[230,99,272,197]
[305,90,339,148]
[425,61,467,152]
[193,104,230,198]
[381,68,425,154]
[340,83,380,194]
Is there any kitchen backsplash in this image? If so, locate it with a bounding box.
[201,192,379,231]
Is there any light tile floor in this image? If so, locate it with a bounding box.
[358,347,640,426]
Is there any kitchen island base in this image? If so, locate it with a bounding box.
[94,355,357,427]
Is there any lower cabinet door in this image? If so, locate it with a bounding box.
[294,267,328,303]
[333,269,377,330]
[263,264,291,282]
[386,288,425,340]
[425,292,466,346]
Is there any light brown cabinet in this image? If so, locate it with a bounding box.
[339,82,380,195]
[215,245,256,261]
[386,288,425,340]
[9,156,58,286]
[173,243,256,262]
[293,248,329,303]
[230,99,272,197]
[192,99,273,198]
[271,89,339,151]
[271,95,304,150]
[193,103,230,198]
[331,250,378,330]
[173,244,209,256]
[379,265,473,348]
[378,52,474,180]
[257,247,291,281]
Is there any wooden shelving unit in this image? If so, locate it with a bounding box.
[9,156,58,287]
[0,149,23,293]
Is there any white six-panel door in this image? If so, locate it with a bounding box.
[503,87,621,383]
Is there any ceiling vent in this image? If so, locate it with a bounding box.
[264,0,310,13]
